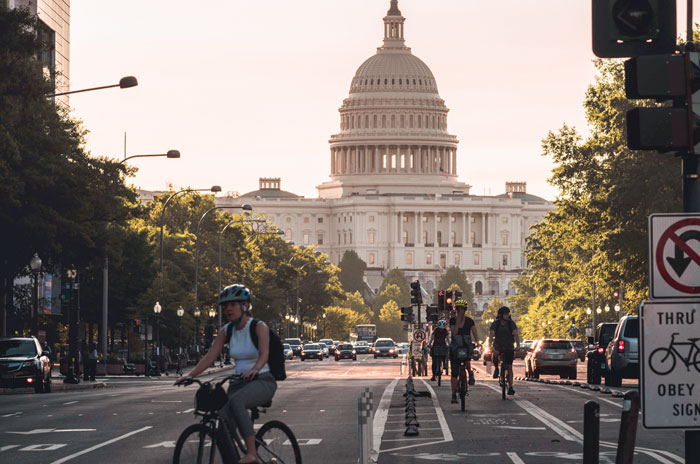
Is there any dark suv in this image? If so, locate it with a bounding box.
[586,322,618,384]
[604,316,639,387]
[284,338,302,357]
[0,337,52,393]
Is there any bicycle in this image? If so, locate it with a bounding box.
[496,349,514,400]
[649,332,700,375]
[173,374,302,464]
[453,344,473,412]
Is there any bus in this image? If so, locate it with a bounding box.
[355,324,377,343]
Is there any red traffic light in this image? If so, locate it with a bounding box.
[446,298,453,305]
[438,290,444,296]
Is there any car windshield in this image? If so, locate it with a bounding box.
[623,319,639,338]
[283,344,291,349]
[375,340,394,347]
[356,342,368,346]
[570,340,584,348]
[285,339,300,346]
[339,345,353,350]
[0,340,36,357]
[320,340,333,345]
[304,345,320,350]
[541,341,572,350]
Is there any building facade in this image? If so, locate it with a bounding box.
[216,1,554,313]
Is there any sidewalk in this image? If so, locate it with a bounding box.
[0,362,234,395]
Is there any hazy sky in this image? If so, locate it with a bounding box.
[68,1,696,200]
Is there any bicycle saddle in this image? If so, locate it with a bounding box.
[688,338,700,342]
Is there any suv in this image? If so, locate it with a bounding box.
[0,337,52,393]
[373,338,398,358]
[525,339,578,379]
[586,323,618,384]
[284,338,302,357]
[319,339,336,356]
[567,339,586,361]
[603,316,639,387]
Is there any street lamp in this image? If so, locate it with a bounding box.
[153,301,162,376]
[322,313,327,339]
[596,306,602,314]
[194,306,201,353]
[207,307,217,351]
[121,150,180,164]
[604,304,610,313]
[177,306,184,375]
[285,314,290,339]
[47,75,138,98]
[614,303,621,314]
[29,253,42,335]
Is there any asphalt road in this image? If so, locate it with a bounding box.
[0,355,686,463]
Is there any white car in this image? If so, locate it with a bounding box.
[317,342,329,358]
[282,343,293,360]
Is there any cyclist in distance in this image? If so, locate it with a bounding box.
[489,306,519,395]
[449,299,480,403]
[429,319,449,381]
[176,284,275,464]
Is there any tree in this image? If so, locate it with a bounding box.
[376,300,403,341]
[322,306,368,341]
[371,283,403,319]
[334,291,373,320]
[373,269,410,312]
[337,250,366,294]
[478,297,502,339]
[434,266,474,308]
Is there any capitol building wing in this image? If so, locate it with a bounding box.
[215,1,552,312]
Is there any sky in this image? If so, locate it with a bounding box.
[68,0,697,201]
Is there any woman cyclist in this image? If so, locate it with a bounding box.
[449,299,480,403]
[176,284,276,464]
[429,320,449,381]
[489,306,519,396]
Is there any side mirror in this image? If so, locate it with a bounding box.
[41,351,50,357]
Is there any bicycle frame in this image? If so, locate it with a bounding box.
[666,333,700,367]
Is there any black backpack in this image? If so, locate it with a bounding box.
[226,319,286,381]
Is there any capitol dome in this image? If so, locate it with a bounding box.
[319,0,467,199]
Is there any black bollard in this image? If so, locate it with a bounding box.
[583,400,600,464]
[687,431,700,464]
[616,390,640,464]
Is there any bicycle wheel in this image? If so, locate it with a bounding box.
[256,420,302,464]
[501,367,507,400]
[694,350,700,374]
[459,368,466,412]
[173,424,219,464]
[649,348,676,376]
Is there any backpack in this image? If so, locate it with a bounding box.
[227,319,286,381]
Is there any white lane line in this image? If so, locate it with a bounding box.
[496,426,546,430]
[50,426,152,464]
[63,401,78,405]
[506,452,526,464]
[54,429,96,432]
[420,378,453,442]
[385,427,443,432]
[561,385,623,408]
[371,377,399,454]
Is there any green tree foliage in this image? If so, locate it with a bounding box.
[478,297,502,339]
[372,268,409,313]
[322,306,368,341]
[512,58,683,340]
[371,283,403,319]
[434,266,474,308]
[334,291,373,320]
[376,300,403,341]
[337,250,367,294]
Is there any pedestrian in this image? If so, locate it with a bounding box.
[421,340,429,376]
[81,341,88,381]
[86,343,98,381]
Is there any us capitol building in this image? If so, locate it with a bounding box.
[216,1,552,312]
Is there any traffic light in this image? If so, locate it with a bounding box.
[592,0,676,58]
[454,290,462,301]
[400,306,413,323]
[410,280,423,305]
[624,53,700,152]
[426,305,439,323]
[437,291,445,311]
[445,291,453,309]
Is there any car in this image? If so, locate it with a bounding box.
[282,343,294,360]
[397,342,409,354]
[567,339,586,362]
[317,342,329,358]
[525,338,578,380]
[354,341,371,354]
[471,346,482,361]
[373,338,398,358]
[514,344,527,360]
[300,344,324,361]
[335,343,357,361]
[603,316,639,387]
[482,345,492,364]
[284,338,302,357]
[586,322,618,384]
[0,336,52,393]
[319,339,336,356]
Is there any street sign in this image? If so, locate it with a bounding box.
[640,300,700,429]
[649,214,700,298]
[413,329,426,343]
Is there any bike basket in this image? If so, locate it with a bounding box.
[455,346,471,361]
[195,384,228,412]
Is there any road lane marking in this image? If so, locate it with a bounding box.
[496,426,546,430]
[506,452,526,464]
[2,412,22,417]
[50,426,152,464]
[20,444,67,451]
[7,429,55,435]
[371,376,399,454]
[420,379,453,442]
[62,401,77,405]
[560,385,622,408]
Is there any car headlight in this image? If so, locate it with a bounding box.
[389,349,395,353]
[352,350,356,354]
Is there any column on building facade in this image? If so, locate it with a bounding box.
[447,213,452,246]
[397,211,402,242]
[385,146,390,173]
[433,212,438,245]
[418,211,423,245]
[467,212,472,245]
[461,212,466,246]
[414,212,418,245]
[482,213,486,245]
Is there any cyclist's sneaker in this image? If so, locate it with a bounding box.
[451,393,457,404]
[508,387,515,395]
[430,376,436,381]
[468,371,475,385]
[493,367,499,379]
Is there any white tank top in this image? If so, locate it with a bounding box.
[226,318,270,375]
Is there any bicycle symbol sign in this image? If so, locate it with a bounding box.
[640,300,700,429]
[649,214,700,298]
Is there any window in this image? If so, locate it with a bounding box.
[369,231,376,244]
[382,115,386,128]
[470,216,476,223]
[502,233,509,245]
[317,234,324,245]
[406,253,413,265]
[474,253,480,265]
[337,232,341,243]
[440,254,446,268]
[422,231,428,243]
[303,233,310,245]
[470,231,476,244]
[451,216,456,223]
[303,217,309,224]
[338,217,341,223]
[426,253,433,265]
[437,216,442,223]
[343,233,347,244]
[349,232,352,244]
[318,217,323,223]
[402,215,408,222]
[369,215,375,222]
[451,231,456,244]
[502,255,509,266]
[502,216,509,224]
[285,229,293,241]
[422,216,427,222]
[475,281,483,295]
[454,254,461,266]
[368,253,375,265]
[402,230,408,243]
[344,216,347,222]
[350,215,352,222]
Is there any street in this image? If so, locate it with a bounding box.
[0,355,685,463]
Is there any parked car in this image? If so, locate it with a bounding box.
[525,339,578,380]
[284,338,303,357]
[319,339,336,356]
[317,342,329,358]
[282,343,294,360]
[514,344,527,359]
[586,323,618,384]
[335,343,357,361]
[300,344,324,361]
[354,341,371,354]
[0,337,52,393]
[373,338,398,358]
[603,316,639,387]
[567,339,586,361]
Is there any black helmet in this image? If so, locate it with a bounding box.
[497,306,511,316]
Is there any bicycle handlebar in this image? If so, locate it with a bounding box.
[176,373,243,388]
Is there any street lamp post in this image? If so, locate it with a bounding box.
[153,302,162,376]
[207,307,217,354]
[194,306,201,354]
[29,253,42,336]
[177,306,184,375]
[47,76,138,98]
[63,268,79,384]
[322,313,327,339]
